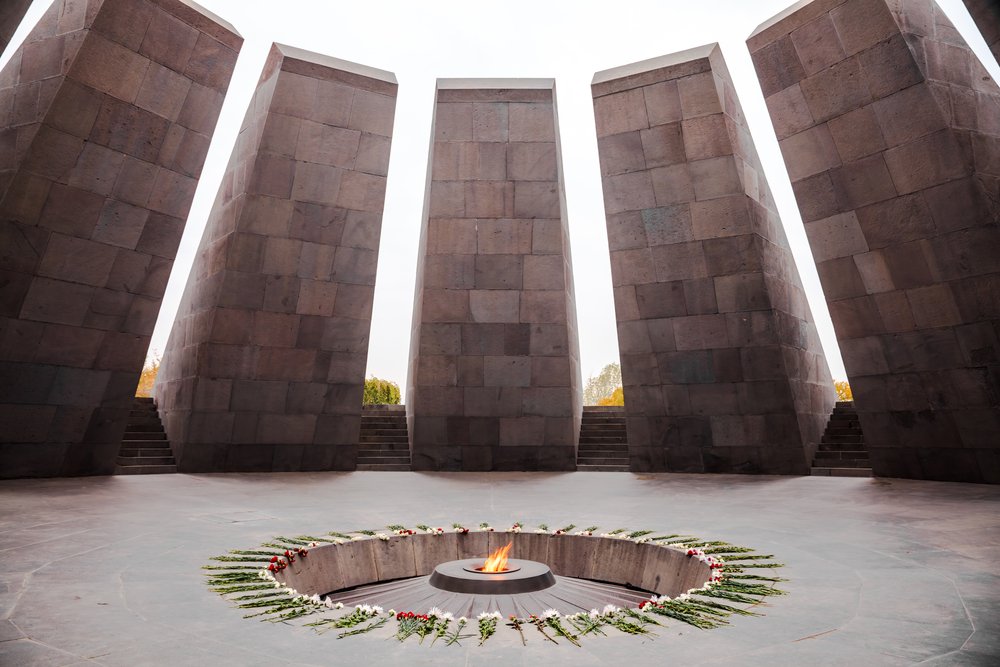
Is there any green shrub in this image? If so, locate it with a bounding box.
[363,376,401,405]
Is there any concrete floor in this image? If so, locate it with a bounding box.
[0,471,998,666]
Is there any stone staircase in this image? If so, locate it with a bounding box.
[577,406,630,471]
[811,401,872,477]
[115,397,177,474]
[357,405,410,471]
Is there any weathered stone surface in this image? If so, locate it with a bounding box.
[962,0,1000,65]
[751,0,1000,483]
[593,45,835,474]
[407,80,582,471]
[372,535,417,581]
[455,530,489,559]
[0,0,32,56]
[412,532,459,576]
[336,538,379,589]
[152,44,396,472]
[0,0,241,478]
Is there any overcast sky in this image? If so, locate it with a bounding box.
[5,0,999,398]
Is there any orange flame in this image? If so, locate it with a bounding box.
[482,542,513,572]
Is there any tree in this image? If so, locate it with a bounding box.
[583,362,622,406]
[364,376,401,405]
[597,386,624,406]
[135,350,160,397]
[834,380,853,402]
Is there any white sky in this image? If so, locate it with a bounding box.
[5,0,999,399]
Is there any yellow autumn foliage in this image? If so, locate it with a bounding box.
[834,380,853,402]
[135,350,160,397]
[597,386,624,406]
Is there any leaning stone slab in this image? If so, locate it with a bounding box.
[0,0,32,55]
[750,0,1000,483]
[0,0,241,478]
[152,43,397,473]
[591,44,836,475]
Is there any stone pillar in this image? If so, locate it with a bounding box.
[962,0,1000,64]
[750,0,1000,483]
[0,0,241,478]
[592,44,836,474]
[406,79,582,471]
[153,44,396,472]
[0,0,33,56]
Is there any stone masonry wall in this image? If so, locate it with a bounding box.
[749,0,1000,482]
[962,0,1000,64]
[0,0,33,56]
[592,44,836,474]
[406,79,583,471]
[0,0,241,477]
[153,44,396,472]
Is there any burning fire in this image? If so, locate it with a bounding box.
[482,542,513,572]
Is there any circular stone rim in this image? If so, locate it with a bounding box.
[462,564,522,574]
[429,558,556,595]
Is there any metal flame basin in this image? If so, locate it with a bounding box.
[429,558,555,594]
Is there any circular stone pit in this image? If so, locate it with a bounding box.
[272,531,712,616]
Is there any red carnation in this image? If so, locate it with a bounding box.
[270,556,278,562]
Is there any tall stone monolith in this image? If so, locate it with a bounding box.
[592,44,836,474]
[0,0,241,478]
[153,44,397,472]
[750,0,1000,483]
[406,79,583,471]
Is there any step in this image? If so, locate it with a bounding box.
[115,464,177,475]
[356,464,411,471]
[119,447,175,457]
[121,439,171,448]
[578,436,628,444]
[134,397,155,404]
[581,417,627,423]
[577,443,628,451]
[830,413,860,421]
[129,410,158,419]
[576,464,630,472]
[359,438,409,445]
[359,443,410,451]
[812,458,871,468]
[819,444,869,453]
[810,467,873,477]
[124,423,164,433]
[123,431,167,441]
[824,426,862,435]
[359,428,408,436]
[116,456,176,466]
[577,451,629,459]
[815,450,869,460]
[577,457,630,466]
[821,434,864,443]
[357,457,411,465]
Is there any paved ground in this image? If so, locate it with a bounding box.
[1,471,998,666]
